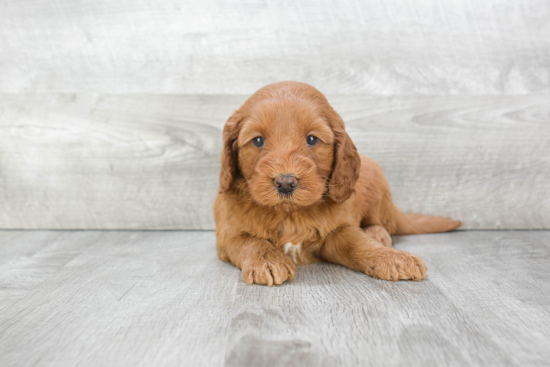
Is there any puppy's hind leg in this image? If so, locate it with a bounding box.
[363,225,392,247]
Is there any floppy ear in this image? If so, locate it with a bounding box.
[327,108,361,203]
[219,109,244,192]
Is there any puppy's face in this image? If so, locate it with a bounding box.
[237,99,335,211]
[220,82,360,211]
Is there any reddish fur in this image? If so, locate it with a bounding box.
[214,81,461,286]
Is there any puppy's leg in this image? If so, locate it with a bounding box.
[321,226,426,281]
[218,234,296,286]
[363,225,392,247]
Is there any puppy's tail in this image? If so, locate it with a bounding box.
[394,208,461,235]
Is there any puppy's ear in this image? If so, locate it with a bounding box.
[327,108,361,203]
[219,109,244,192]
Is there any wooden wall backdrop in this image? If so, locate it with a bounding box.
[0,0,549,229]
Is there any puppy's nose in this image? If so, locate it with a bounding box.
[273,175,298,194]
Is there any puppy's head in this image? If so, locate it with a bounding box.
[219,81,360,211]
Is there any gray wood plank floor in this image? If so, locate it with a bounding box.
[0,231,549,366]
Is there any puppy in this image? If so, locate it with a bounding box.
[214,81,461,286]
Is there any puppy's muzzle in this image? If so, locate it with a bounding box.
[273,175,298,195]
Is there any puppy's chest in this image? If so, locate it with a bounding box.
[245,209,340,265]
[269,221,324,265]
[281,241,304,264]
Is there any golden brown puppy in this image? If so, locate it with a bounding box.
[214,81,461,286]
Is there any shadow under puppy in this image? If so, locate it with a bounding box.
[214,81,461,286]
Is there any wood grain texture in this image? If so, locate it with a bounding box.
[0,94,548,229]
[0,231,103,311]
[0,230,549,366]
[0,0,549,94]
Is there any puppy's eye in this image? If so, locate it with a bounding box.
[252,136,264,148]
[306,135,319,146]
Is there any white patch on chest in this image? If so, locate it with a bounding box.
[283,242,302,264]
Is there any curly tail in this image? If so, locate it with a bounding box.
[394,208,462,235]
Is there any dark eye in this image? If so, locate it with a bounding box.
[252,136,264,147]
[307,135,319,146]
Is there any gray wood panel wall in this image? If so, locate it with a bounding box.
[0,0,549,229]
[1,0,549,94]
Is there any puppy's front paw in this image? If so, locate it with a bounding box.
[241,249,296,286]
[364,249,427,281]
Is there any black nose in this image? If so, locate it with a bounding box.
[273,175,298,195]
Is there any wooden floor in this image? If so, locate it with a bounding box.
[0,231,549,366]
